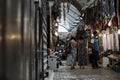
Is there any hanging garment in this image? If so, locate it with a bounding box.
[102,35,107,52]
[110,34,114,51]
[107,34,112,50]
[115,32,119,51]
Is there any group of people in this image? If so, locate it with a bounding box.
[65,31,100,69]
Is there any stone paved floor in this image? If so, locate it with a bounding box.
[46,66,120,80]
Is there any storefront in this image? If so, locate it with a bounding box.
[82,0,120,72]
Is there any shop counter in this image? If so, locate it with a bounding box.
[108,54,120,72]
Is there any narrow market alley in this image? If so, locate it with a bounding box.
[0,0,120,80]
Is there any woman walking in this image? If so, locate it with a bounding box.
[67,37,77,69]
[77,36,87,69]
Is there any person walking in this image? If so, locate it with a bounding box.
[77,36,87,69]
[66,37,77,69]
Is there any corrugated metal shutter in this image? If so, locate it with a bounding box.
[34,0,48,80]
[40,0,48,79]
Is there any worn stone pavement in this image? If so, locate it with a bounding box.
[46,65,120,80]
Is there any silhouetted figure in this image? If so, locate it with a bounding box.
[78,36,87,69]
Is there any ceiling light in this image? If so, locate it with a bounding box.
[55,31,58,36]
[108,20,112,26]
[72,23,77,25]
[82,14,84,17]
[74,20,80,23]
[80,17,83,20]
[118,29,120,34]
[54,23,58,26]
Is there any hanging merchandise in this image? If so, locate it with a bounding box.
[51,0,61,21]
[109,0,115,16]
[102,34,113,51]
[67,3,70,13]
[110,34,114,51]
[114,32,119,51]
[67,0,72,13]
[63,3,66,21]
[106,34,112,50]
[102,0,110,17]
[84,8,94,25]
[112,14,118,27]
[102,30,119,52]
[102,33,107,51]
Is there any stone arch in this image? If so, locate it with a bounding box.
[60,0,83,13]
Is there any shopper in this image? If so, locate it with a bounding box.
[91,31,100,69]
[77,36,87,69]
[66,37,77,69]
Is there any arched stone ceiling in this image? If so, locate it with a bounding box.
[60,0,82,13]
[49,0,88,13]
